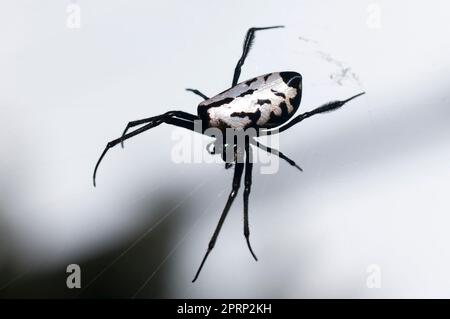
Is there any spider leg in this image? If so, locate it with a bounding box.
[192,160,245,282]
[186,88,209,100]
[250,139,303,172]
[120,111,198,148]
[232,26,284,86]
[243,138,258,261]
[93,115,197,187]
[260,92,365,135]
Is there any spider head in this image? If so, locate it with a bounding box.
[206,140,239,163]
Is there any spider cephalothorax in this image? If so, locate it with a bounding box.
[93,26,364,282]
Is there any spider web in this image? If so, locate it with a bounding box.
[131,185,228,298]
[78,168,223,297]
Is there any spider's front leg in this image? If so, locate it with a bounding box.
[243,138,258,261]
[261,92,366,135]
[232,25,284,86]
[250,138,303,172]
[186,88,209,100]
[120,110,199,148]
[192,156,244,282]
[93,110,199,187]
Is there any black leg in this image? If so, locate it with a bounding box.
[243,139,258,261]
[192,160,245,282]
[250,139,303,172]
[186,88,209,100]
[261,92,365,135]
[120,111,199,147]
[93,114,198,187]
[232,26,284,86]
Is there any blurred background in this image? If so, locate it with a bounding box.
[1,0,450,298]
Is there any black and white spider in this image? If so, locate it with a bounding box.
[93,26,364,282]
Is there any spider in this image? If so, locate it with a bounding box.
[93,26,365,282]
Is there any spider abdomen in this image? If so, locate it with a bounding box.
[198,71,302,130]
